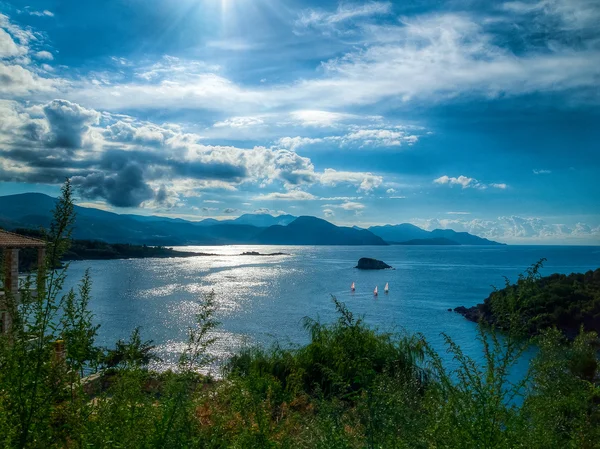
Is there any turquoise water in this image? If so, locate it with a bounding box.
[63,245,600,374]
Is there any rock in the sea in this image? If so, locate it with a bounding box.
[355,257,392,270]
[453,305,483,322]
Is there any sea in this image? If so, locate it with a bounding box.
[62,245,600,377]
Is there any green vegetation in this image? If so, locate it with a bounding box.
[455,260,600,337]
[0,181,598,448]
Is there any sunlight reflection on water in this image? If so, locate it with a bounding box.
[62,245,600,377]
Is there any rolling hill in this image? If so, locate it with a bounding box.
[0,193,504,246]
[368,223,504,246]
[256,216,387,245]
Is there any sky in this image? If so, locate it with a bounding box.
[0,0,599,244]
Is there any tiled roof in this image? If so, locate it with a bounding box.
[0,230,46,248]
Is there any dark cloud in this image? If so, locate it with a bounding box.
[279,170,317,185]
[72,162,154,207]
[0,167,81,184]
[223,208,237,214]
[4,148,95,169]
[171,160,247,181]
[43,99,100,149]
[155,184,168,204]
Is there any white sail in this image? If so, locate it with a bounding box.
[374,286,378,295]
[351,282,355,290]
[384,282,389,293]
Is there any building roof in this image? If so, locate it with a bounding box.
[0,230,46,248]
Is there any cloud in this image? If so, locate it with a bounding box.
[320,169,383,192]
[60,9,600,116]
[322,200,366,215]
[1,98,390,209]
[340,201,365,211]
[72,162,155,207]
[25,10,54,17]
[34,51,53,60]
[43,99,101,149]
[213,116,265,128]
[203,200,221,204]
[320,196,363,201]
[502,0,600,32]
[434,175,476,188]
[412,215,600,243]
[447,211,471,215]
[0,63,61,96]
[0,14,64,97]
[253,208,289,216]
[323,208,335,218]
[342,128,419,147]
[434,175,507,190]
[104,120,180,147]
[276,136,323,151]
[296,2,392,31]
[533,169,552,174]
[253,191,317,201]
[289,110,361,127]
[223,208,238,214]
[0,27,26,58]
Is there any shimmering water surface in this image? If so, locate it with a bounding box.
[63,245,600,374]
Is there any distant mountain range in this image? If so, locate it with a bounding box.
[0,193,504,246]
[367,224,503,246]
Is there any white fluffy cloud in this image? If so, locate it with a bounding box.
[342,128,419,147]
[413,216,600,243]
[34,50,53,60]
[0,14,63,97]
[253,191,317,201]
[434,175,507,190]
[0,27,26,58]
[320,169,383,192]
[322,201,366,215]
[276,136,323,151]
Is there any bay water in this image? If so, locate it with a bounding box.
[63,245,600,376]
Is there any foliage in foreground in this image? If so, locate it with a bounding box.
[0,181,599,448]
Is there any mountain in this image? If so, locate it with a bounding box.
[0,193,503,246]
[194,214,297,228]
[0,193,250,245]
[368,224,430,242]
[369,223,504,246]
[396,237,461,245]
[255,216,387,245]
[428,229,503,245]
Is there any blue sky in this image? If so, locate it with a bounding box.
[0,0,599,244]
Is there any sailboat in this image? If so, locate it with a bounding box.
[351,282,355,292]
[374,286,378,296]
[384,282,389,294]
